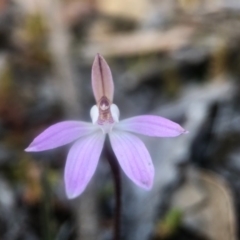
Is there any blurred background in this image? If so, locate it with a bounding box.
[0,0,240,239]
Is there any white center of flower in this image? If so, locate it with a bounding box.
[90,97,119,134]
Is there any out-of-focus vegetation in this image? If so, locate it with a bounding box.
[0,0,240,240]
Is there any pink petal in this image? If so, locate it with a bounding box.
[91,54,114,104]
[25,121,98,152]
[64,131,105,199]
[109,130,154,190]
[116,115,187,137]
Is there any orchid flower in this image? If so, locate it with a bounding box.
[25,54,187,199]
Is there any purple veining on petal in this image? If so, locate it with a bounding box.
[109,130,154,190]
[64,131,105,199]
[115,115,187,137]
[91,54,114,104]
[25,121,99,152]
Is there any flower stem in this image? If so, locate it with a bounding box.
[105,137,121,240]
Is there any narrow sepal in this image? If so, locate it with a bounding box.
[64,131,105,199]
[109,130,154,190]
[91,54,114,104]
[25,121,98,152]
[116,115,188,137]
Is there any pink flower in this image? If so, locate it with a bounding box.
[25,54,187,199]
